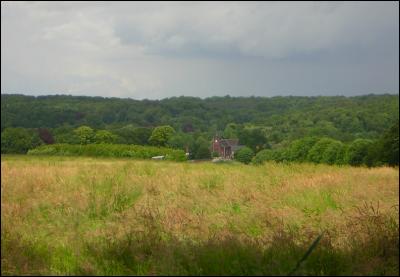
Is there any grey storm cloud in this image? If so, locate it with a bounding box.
[1,1,399,99]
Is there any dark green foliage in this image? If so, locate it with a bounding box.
[378,121,399,166]
[193,136,211,159]
[195,145,211,159]
[321,141,346,165]
[53,126,80,144]
[148,125,175,146]
[223,123,239,139]
[1,128,42,154]
[364,141,382,167]
[238,127,270,153]
[94,130,118,144]
[2,94,397,144]
[364,121,399,167]
[74,126,95,145]
[286,137,319,162]
[167,132,194,152]
[1,94,399,165]
[346,139,374,166]
[307,138,340,164]
[27,144,187,162]
[252,149,277,165]
[252,148,287,164]
[112,125,153,145]
[234,146,255,164]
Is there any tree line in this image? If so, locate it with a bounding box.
[243,120,398,167]
[1,93,398,166]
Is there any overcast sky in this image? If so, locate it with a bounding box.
[1,1,399,99]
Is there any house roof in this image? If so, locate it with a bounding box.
[219,139,239,147]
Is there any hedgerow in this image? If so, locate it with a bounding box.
[27,143,187,162]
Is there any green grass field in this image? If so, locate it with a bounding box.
[1,155,399,275]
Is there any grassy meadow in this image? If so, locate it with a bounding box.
[1,155,399,275]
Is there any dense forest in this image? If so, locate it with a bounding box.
[1,93,399,166]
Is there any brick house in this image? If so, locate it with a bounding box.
[211,136,244,159]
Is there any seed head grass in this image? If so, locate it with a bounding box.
[1,155,398,275]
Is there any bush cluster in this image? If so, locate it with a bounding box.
[27,144,187,162]
[234,147,255,164]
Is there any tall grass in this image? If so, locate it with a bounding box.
[1,155,399,275]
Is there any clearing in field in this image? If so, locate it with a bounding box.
[1,155,399,275]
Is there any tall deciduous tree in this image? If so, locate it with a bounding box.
[94,130,118,144]
[307,138,339,164]
[346,139,373,166]
[74,126,95,145]
[193,136,211,159]
[148,125,175,146]
[238,127,269,153]
[379,121,399,166]
[286,137,319,162]
[1,128,42,154]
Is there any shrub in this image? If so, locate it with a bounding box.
[252,148,291,164]
[346,139,373,166]
[1,128,42,154]
[195,144,211,159]
[307,138,340,164]
[286,137,320,162]
[252,149,276,165]
[28,144,187,162]
[377,121,399,166]
[234,147,255,164]
[321,141,346,165]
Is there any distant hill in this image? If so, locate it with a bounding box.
[1,93,399,143]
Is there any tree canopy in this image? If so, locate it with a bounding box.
[1,94,398,166]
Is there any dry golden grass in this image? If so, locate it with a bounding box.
[1,155,399,275]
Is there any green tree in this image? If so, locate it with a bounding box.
[74,126,95,145]
[223,123,240,139]
[307,138,339,164]
[53,126,80,144]
[148,125,175,146]
[238,127,269,153]
[94,130,118,144]
[379,121,399,166]
[234,146,255,164]
[286,137,319,162]
[167,132,194,152]
[193,136,210,159]
[321,140,346,165]
[346,139,373,166]
[195,144,211,159]
[252,149,277,165]
[1,128,42,154]
[364,140,382,167]
[113,125,153,145]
